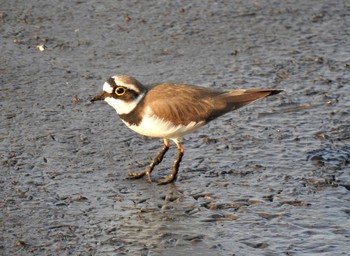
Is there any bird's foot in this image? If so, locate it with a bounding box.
[127,170,146,179]
[156,174,176,185]
[128,166,153,182]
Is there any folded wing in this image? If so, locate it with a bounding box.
[146,83,282,126]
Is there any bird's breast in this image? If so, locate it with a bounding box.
[122,110,205,139]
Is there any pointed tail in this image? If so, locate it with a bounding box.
[219,88,283,111]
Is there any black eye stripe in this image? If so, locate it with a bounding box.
[110,87,140,101]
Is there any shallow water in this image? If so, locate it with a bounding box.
[1,0,350,255]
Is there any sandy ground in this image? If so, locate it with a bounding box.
[1,0,350,255]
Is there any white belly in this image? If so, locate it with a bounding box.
[123,115,205,139]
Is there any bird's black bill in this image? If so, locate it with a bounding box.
[91,91,108,102]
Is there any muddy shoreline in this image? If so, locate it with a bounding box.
[1,1,350,255]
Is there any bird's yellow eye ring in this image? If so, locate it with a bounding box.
[115,87,126,96]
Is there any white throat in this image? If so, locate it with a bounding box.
[104,92,145,115]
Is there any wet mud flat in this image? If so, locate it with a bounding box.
[1,0,350,255]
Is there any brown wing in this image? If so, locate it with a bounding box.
[212,89,283,119]
[144,83,223,125]
[145,83,282,125]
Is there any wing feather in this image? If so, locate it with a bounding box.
[143,83,281,125]
[144,83,222,125]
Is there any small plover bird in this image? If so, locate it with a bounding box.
[91,75,282,184]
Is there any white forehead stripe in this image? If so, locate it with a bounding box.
[104,79,141,94]
[103,82,113,93]
[123,83,140,93]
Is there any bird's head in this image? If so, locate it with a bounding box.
[91,75,147,115]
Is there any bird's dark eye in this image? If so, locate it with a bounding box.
[115,87,126,96]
